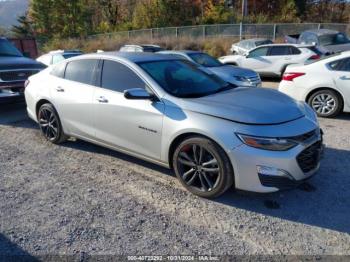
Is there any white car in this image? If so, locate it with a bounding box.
[36,50,83,66]
[219,44,320,77]
[279,51,350,118]
[230,38,273,55]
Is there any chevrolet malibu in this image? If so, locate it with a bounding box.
[25,52,323,198]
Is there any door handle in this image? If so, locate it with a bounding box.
[284,57,291,60]
[56,86,64,92]
[340,76,350,80]
[97,96,108,103]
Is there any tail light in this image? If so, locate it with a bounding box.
[282,72,305,81]
[24,80,30,88]
[308,54,320,60]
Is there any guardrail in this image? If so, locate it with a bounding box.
[88,23,350,41]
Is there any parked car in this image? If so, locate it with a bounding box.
[219,44,320,77]
[119,44,164,53]
[279,51,350,118]
[285,29,350,54]
[158,50,261,87]
[36,50,83,66]
[25,52,323,198]
[0,37,45,103]
[230,38,273,55]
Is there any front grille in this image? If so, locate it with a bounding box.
[258,174,305,190]
[0,70,38,82]
[247,75,261,85]
[297,141,322,173]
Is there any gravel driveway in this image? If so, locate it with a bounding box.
[0,101,350,258]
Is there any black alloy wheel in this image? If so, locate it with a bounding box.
[173,137,234,198]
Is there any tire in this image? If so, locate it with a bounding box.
[307,89,343,118]
[37,103,68,144]
[172,136,234,198]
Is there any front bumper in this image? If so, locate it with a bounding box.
[228,131,324,193]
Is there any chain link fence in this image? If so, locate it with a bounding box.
[88,23,350,41]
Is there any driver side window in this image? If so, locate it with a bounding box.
[247,47,268,58]
[101,60,145,92]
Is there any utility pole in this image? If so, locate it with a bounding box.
[241,0,248,22]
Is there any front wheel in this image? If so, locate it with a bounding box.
[173,137,234,198]
[37,103,68,144]
[308,90,343,118]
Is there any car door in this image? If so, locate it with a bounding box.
[331,58,350,107]
[265,46,292,75]
[51,59,98,139]
[241,46,270,73]
[93,59,164,160]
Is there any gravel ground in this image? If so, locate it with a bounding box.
[0,99,350,258]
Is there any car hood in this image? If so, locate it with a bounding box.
[208,65,257,80]
[0,56,46,70]
[180,88,305,125]
[321,43,350,53]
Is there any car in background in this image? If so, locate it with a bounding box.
[25,52,323,198]
[0,37,45,103]
[36,50,83,66]
[285,29,350,54]
[119,44,164,53]
[279,51,350,118]
[158,50,261,87]
[230,38,273,55]
[219,44,320,78]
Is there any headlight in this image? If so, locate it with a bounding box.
[236,133,298,151]
[233,76,250,82]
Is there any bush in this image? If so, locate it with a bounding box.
[41,35,238,58]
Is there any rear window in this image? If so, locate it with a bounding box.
[255,40,273,47]
[64,59,97,85]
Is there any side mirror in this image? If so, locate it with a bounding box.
[124,88,156,100]
[244,52,250,58]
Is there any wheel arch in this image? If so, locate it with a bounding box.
[35,99,53,117]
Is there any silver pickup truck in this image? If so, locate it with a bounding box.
[285,29,350,54]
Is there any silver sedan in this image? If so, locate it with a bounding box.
[25,52,323,198]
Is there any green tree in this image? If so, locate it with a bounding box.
[11,13,34,38]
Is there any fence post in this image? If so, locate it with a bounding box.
[151,29,153,39]
[203,25,206,38]
[318,23,321,30]
[273,24,277,41]
[128,30,130,39]
[239,22,243,40]
[175,27,178,38]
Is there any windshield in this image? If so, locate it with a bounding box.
[138,60,233,98]
[0,39,23,57]
[188,53,222,67]
[319,33,350,46]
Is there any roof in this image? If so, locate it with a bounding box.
[239,38,270,43]
[83,51,179,63]
[304,29,339,35]
[48,49,82,54]
[158,50,202,55]
[257,43,314,48]
[121,44,161,48]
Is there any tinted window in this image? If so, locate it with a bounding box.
[101,60,145,92]
[248,47,268,57]
[268,46,289,56]
[188,53,222,67]
[289,46,301,55]
[64,59,97,85]
[329,58,350,72]
[0,39,23,57]
[138,60,230,98]
[51,62,66,78]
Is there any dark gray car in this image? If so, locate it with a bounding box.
[158,50,261,87]
[285,29,350,54]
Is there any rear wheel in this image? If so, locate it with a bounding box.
[173,136,234,198]
[37,103,68,144]
[308,89,343,118]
